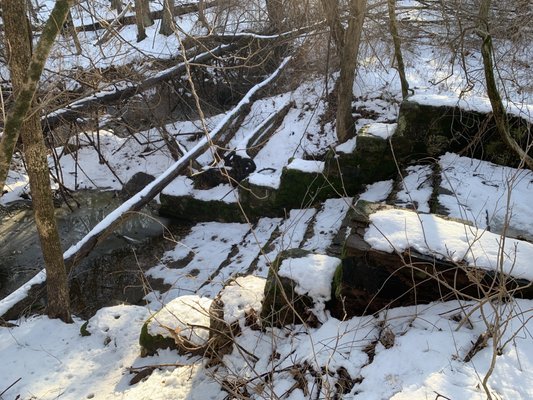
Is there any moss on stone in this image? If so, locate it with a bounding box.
[260,249,316,327]
[239,165,337,218]
[332,261,344,300]
[159,193,245,223]
[79,321,91,337]
[139,320,177,357]
[277,167,332,208]
[238,180,284,218]
[394,98,533,167]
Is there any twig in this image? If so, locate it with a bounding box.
[0,377,22,397]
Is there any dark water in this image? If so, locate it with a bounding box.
[0,191,169,305]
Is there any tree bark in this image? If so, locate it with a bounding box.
[321,0,344,49]
[198,0,209,29]
[110,0,123,13]
[266,0,284,32]
[160,0,176,36]
[387,0,409,99]
[340,0,366,142]
[477,0,533,170]
[64,11,82,55]
[3,0,71,323]
[0,0,72,201]
[135,0,153,41]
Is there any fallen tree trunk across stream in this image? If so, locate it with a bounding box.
[74,2,218,33]
[42,43,238,134]
[0,56,292,321]
[41,23,323,134]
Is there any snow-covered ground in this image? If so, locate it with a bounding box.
[1,1,533,399]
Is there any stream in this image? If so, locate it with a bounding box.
[0,191,175,318]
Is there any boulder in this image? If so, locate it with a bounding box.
[394,97,532,166]
[121,172,155,199]
[261,249,341,327]
[329,201,533,319]
[159,193,245,222]
[208,275,265,358]
[159,177,245,222]
[240,158,334,217]
[139,295,212,357]
[325,123,402,196]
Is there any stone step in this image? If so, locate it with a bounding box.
[260,201,533,326]
[159,124,402,224]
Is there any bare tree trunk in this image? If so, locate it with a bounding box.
[477,0,533,170]
[387,0,409,99]
[198,0,209,29]
[160,0,175,36]
[0,0,72,198]
[321,0,344,49]
[135,0,153,41]
[266,0,284,32]
[339,0,366,142]
[3,0,71,323]
[322,0,366,142]
[111,0,123,13]
[64,11,82,55]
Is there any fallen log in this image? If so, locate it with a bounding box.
[41,43,238,134]
[94,2,133,46]
[0,56,292,321]
[75,2,217,33]
[41,23,322,134]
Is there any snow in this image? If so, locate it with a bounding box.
[364,122,398,139]
[336,137,357,154]
[351,300,533,399]
[439,153,533,238]
[286,158,325,174]
[146,222,251,302]
[395,164,433,213]
[162,178,238,204]
[0,305,150,400]
[278,254,340,301]
[147,295,212,347]
[0,270,47,323]
[302,198,352,252]
[360,180,394,202]
[365,208,533,280]
[254,208,317,276]
[219,276,266,325]
[410,94,533,122]
[250,79,337,175]
[246,170,281,189]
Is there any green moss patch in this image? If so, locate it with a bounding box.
[159,193,245,223]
